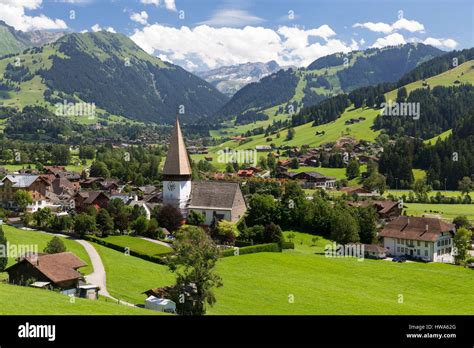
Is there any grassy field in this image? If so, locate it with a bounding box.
[2,225,93,275]
[91,242,175,305]
[403,203,474,220]
[385,60,474,102]
[90,231,474,315]
[385,190,474,199]
[0,283,159,315]
[95,235,173,257]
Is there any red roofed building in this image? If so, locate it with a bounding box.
[379,216,455,263]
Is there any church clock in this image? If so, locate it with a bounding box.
[167,181,176,191]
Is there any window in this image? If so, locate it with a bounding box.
[425,241,428,247]
[424,250,428,257]
[397,247,400,252]
[417,241,420,247]
[417,250,420,255]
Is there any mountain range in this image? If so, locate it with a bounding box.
[0,31,228,124]
[0,20,64,57]
[215,43,444,122]
[196,60,287,97]
[0,30,447,127]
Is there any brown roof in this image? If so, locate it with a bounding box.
[162,118,192,176]
[347,200,399,214]
[9,252,86,284]
[83,191,109,204]
[379,216,455,242]
[189,181,240,209]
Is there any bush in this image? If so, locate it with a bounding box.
[44,236,67,254]
[281,241,295,249]
[220,243,281,257]
[155,205,183,232]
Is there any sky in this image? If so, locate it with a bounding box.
[0,0,473,71]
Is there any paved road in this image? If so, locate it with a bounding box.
[75,240,110,297]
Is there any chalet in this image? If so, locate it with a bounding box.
[291,171,336,189]
[6,252,87,289]
[341,187,379,197]
[80,177,105,189]
[44,166,67,176]
[74,191,109,212]
[379,216,455,263]
[0,175,50,209]
[347,200,401,220]
[100,180,119,192]
[237,169,254,178]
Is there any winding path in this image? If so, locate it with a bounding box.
[139,237,172,248]
[20,227,136,307]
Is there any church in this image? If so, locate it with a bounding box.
[162,119,247,226]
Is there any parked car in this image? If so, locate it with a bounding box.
[392,256,407,263]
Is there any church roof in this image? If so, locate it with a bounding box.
[162,118,192,176]
[189,181,240,210]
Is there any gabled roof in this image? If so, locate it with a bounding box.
[189,181,240,210]
[2,175,40,188]
[162,118,192,176]
[379,216,455,242]
[7,252,86,284]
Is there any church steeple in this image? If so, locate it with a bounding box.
[162,117,192,214]
[163,117,192,177]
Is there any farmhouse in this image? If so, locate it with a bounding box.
[6,252,87,289]
[0,175,49,210]
[347,200,401,220]
[379,216,455,263]
[162,118,247,225]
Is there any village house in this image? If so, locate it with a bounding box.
[379,216,456,263]
[347,200,402,221]
[0,175,50,210]
[6,252,87,290]
[74,191,110,212]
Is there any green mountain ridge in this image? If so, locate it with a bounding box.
[0,31,228,124]
[215,43,444,123]
[0,20,64,57]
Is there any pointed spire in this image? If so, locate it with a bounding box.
[162,117,192,176]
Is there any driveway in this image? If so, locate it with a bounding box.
[140,237,172,248]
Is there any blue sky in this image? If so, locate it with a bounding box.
[1,0,472,71]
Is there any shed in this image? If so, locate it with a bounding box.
[144,296,176,313]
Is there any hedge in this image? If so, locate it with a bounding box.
[281,241,295,250]
[221,243,281,257]
[84,235,169,265]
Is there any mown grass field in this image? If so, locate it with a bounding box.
[95,235,173,257]
[0,283,160,315]
[2,225,93,275]
[91,232,474,315]
[403,203,474,220]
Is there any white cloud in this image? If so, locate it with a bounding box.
[164,0,177,12]
[140,0,160,5]
[91,24,116,33]
[353,22,392,34]
[130,23,355,70]
[422,37,458,50]
[370,33,406,48]
[0,0,68,31]
[353,18,424,34]
[199,9,264,27]
[130,11,149,25]
[140,0,176,11]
